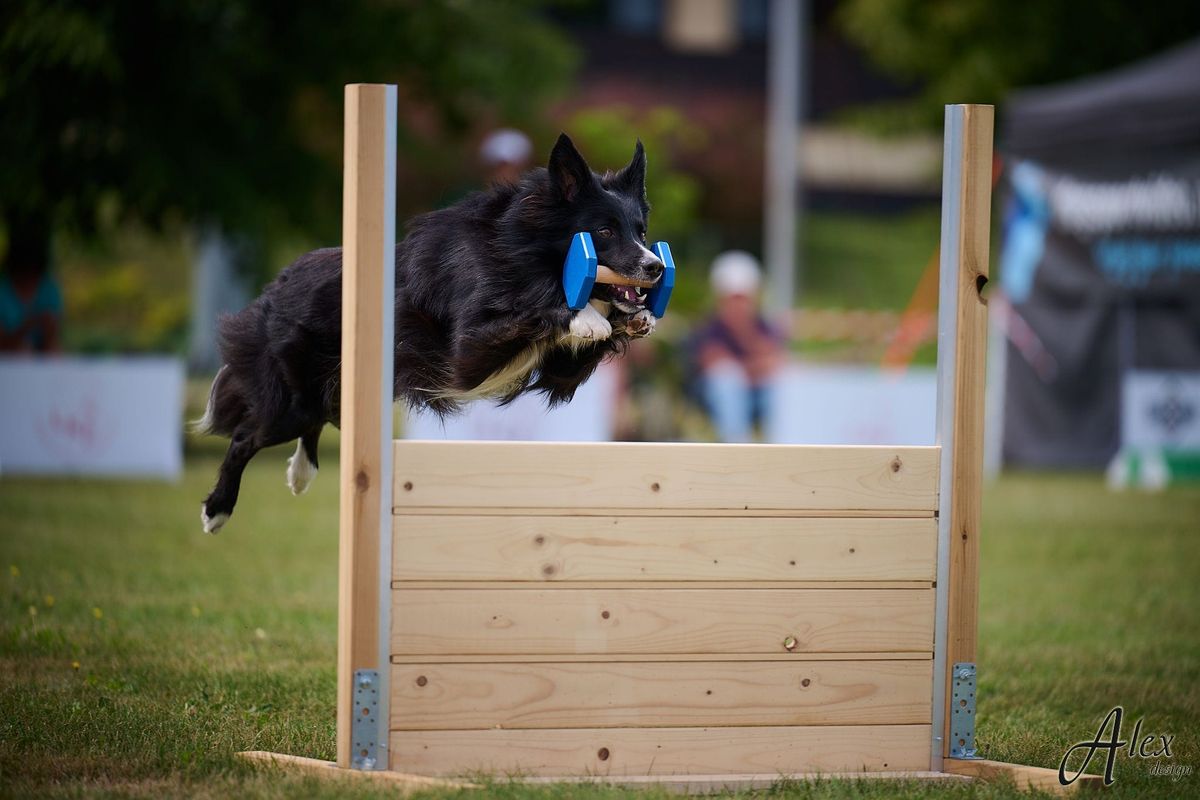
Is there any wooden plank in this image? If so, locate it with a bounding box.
[519,772,969,791]
[394,581,933,590]
[393,515,936,582]
[390,724,931,776]
[393,441,939,512]
[939,103,993,758]
[392,652,932,663]
[336,83,396,769]
[944,758,1103,795]
[395,506,934,518]
[392,589,934,655]
[236,751,475,791]
[391,660,931,730]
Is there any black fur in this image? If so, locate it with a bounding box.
[199,135,661,531]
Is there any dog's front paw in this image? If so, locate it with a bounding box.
[567,304,613,342]
[624,309,657,338]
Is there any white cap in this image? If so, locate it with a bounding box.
[710,250,762,296]
[480,128,533,166]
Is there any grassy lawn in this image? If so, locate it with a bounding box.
[2,449,1198,798]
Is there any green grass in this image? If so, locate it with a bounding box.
[2,454,1199,798]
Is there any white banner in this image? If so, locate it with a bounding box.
[1122,370,1200,450]
[767,364,936,446]
[0,357,184,478]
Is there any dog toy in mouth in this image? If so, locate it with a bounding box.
[562,231,675,318]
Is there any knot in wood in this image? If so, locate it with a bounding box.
[890,457,902,473]
[975,273,989,302]
[355,471,370,491]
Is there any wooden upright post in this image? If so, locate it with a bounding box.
[931,104,993,767]
[337,83,396,770]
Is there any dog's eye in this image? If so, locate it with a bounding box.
[638,229,647,242]
[597,227,614,239]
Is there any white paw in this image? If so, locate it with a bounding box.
[625,309,656,338]
[201,505,229,535]
[567,303,612,342]
[286,440,317,495]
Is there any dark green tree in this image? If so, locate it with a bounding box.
[839,0,1200,129]
[0,0,576,276]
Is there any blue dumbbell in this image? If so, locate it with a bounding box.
[562,231,675,318]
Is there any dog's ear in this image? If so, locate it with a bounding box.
[549,133,594,202]
[613,140,647,200]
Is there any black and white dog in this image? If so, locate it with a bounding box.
[196,134,663,533]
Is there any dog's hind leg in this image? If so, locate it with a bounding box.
[286,427,322,495]
[201,426,263,534]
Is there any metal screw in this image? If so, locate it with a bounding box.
[956,667,972,680]
[357,674,373,688]
[783,636,798,651]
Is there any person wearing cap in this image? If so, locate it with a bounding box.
[690,251,785,442]
[480,128,533,186]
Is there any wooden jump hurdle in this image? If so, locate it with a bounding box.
[239,86,1098,794]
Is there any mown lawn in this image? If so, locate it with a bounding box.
[2,448,1198,798]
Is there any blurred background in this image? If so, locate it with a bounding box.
[3,5,1200,796]
[2,0,1199,484]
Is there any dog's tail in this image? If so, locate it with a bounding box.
[190,364,233,435]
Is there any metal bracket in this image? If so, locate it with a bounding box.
[949,662,978,758]
[351,669,381,769]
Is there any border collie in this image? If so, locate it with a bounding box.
[195,134,663,533]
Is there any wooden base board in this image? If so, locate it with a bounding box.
[236,752,476,793]
[520,771,967,793]
[945,758,1104,794]
[238,751,1099,796]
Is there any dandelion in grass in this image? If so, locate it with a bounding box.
[92,607,103,620]
[191,605,201,618]
[9,565,18,578]
[71,660,80,670]
[44,594,55,608]
[28,605,37,617]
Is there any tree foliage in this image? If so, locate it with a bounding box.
[0,0,577,269]
[838,0,1200,130]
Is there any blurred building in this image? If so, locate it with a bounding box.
[554,0,934,244]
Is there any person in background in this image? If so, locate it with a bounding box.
[0,234,62,353]
[479,128,533,186]
[691,251,785,442]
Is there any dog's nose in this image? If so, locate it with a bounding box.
[640,254,664,280]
